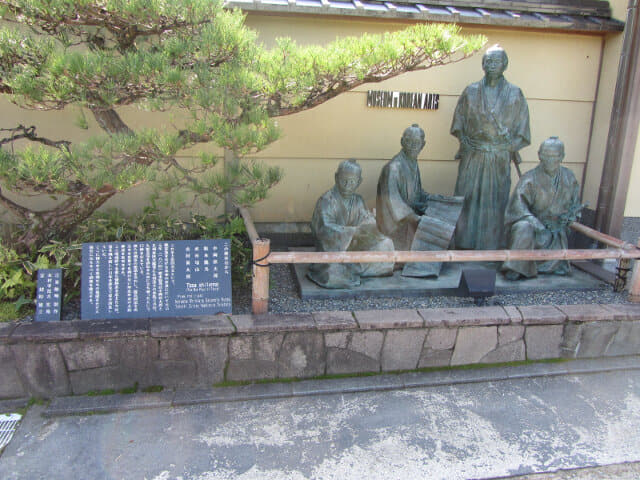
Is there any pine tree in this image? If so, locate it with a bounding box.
[0,0,485,252]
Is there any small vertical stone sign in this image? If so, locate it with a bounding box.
[35,269,62,322]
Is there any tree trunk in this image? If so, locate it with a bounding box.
[14,189,115,254]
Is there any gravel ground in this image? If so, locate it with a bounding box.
[233,263,632,315]
[22,262,633,321]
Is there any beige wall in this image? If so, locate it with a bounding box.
[245,15,605,222]
[582,0,629,218]
[0,12,625,223]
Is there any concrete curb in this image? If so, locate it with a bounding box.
[42,355,640,417]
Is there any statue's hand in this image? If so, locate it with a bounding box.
[535,228,552,247]
[413,201,428,215]
[356,223,377,237]
[409,212,421,225]
[512,151,522,165]
[530,217,546,233]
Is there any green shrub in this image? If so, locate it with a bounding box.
[0,240,81,311]
[0,207,251,316]
[76,207,251,286]
[0,243,34,302]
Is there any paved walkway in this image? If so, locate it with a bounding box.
[1,357,639,480]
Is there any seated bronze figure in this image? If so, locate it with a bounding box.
[308,159,394,289]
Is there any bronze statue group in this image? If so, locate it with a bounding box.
[308,45,583,289]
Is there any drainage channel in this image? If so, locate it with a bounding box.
[0,413,22,452]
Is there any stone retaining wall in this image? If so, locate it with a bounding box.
[1,304,640,400]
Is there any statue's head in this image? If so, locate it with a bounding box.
[482,45,508,79]
[335,159,362,197]
[400,124,426,160]
[538,136,565,176]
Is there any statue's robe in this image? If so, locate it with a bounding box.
[451,76,531,250]
[376,150,430,252]
[501,165,580,278]
[308,186,394,289]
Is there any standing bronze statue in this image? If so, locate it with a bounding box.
[501,137,582,280]
[451,45,531,250]
[308,159,394,289]
[377,124,463,278]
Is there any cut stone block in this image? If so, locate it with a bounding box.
[350,331,384,359]
[556,304,615,322]
[525,325,564,359]
[0,345,25,399]
[160,337,228,385]
[381,329,427,371]
[451,326,498,365]
[11,343,71,397]
[73,318,149,339]
[602,304,640,320]
[426,328,457,350]
[481,340,525,363]
[231,313,315,333]
[229,336,253,360]
[118,338,158,388]
[498,325,525,345]
[418,348,452,368]
[561,323,583,358]
[227,334,284,382]
[277,332,325,378]
[420,307,509,328]
[355,309,423,329]
[502,306,523,324]
[11,322,78,342]
[0,323,16,342]
[60,341,119,371]
[150,315,234,337]
[606,321,640,356]
[416,309,447,327]
[519,306,567,325]
[226,359,277,381]
[327,348,379,374]
[325,331,349,349]
[255,334,284,361]
[576,322,620,358]
[69,366,145,394]
[151,360,197,388]
[312,311,357,330]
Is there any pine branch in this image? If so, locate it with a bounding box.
[0,125,71,151]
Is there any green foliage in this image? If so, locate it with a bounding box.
[74,207,251,286]
[0,240,81,310]
[142,385,164,393]
[0,301,29,321]
[0,0,485,253]
[0,243,36,301]
[0,206,251,317]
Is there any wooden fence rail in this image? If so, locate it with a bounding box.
[239,208,640,314]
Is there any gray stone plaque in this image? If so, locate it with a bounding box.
[81,240,231,320]
[35,269,62,322]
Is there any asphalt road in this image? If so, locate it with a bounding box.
[1,362,639,480]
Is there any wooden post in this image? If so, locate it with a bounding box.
[252,238,270,314]
[615,258,632,292]
[629,240,640,303]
